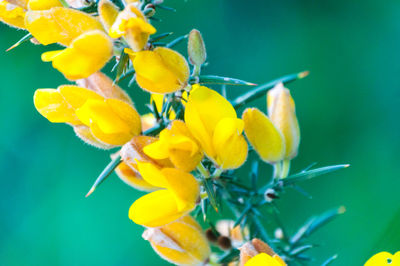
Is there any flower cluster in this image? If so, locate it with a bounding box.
[1,0,349,265]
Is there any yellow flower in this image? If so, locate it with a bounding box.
[97,0,119,31]
[242,108,285,163]
[109,3,156,52]
[118,135,173,190]
[41,30,113,80]
[25,7,104,46]
[185,84,248,170]
[129,162,199,227]
[240,239,286,266]
[244,253,286,266]
[127,47,190,94]
[143,120,203,172]
[34,84,141,148]
[0,0,27,28]
[267,83,300,160]
[365,251,400,266]
[143,215,211,266]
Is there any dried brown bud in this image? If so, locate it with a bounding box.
[205,228,219,243]
[217,236,232,250]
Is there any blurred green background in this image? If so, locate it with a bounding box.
[1,0,400,265]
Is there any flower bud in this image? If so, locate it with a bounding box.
[217,236,232,250]
[188,29,206,68]
[143,215,211,266]
[239,238,286,266]
[267,83,300,159]
[242,108,285,164]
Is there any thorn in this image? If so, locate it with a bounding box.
[85,187,95,198]
[298,70,310,79]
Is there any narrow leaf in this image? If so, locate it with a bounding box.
[203,178,219,212]
[289,244,314,256]
[116,68,135,83]
[283,164,350,186]
[166,34,188,48]
[194,75,257,86]
[85,155,122,197]
[114,51,129,82]
[290,206,346,244]
[156,5,176,12]
[232,70,309,109]
[150,32,173,42]
[321,254,338,266]
[217,249,240,264]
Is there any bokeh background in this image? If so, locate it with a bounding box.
[1,0,400,265]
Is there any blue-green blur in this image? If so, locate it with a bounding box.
[1,0,399,265]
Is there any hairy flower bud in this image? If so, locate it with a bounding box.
[143,215,211,266]
[188,29,206,69]
[239,238,286,266]
[267,83,300,159]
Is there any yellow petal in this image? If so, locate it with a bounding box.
[58,85,103,109]
[27,0,62,11]
[212,117,248,169]
[97,0,118,31]
[132,47,189,93]
[243,108,286,163]
[245,253,286,266]
[0,0,26,29]
[365,251,400,266]
[115,161,159,191]
[76,72,133,104]
[135,161,168,188]
[129,190,188,227]
[33,88,81,125]
[161,168,199,211]
[25,7,104,46]
[109,3,155,51]
[143,139,170,160]
[143,215,211,265]
[185,84,237,157]
[75,98,141,145]
[267,83,300,159]
[73,124,114,149]
[41,30,113,80]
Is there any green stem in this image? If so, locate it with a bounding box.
[197,162,210,179]
[273,162,282,179]
[280,159,291,179]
